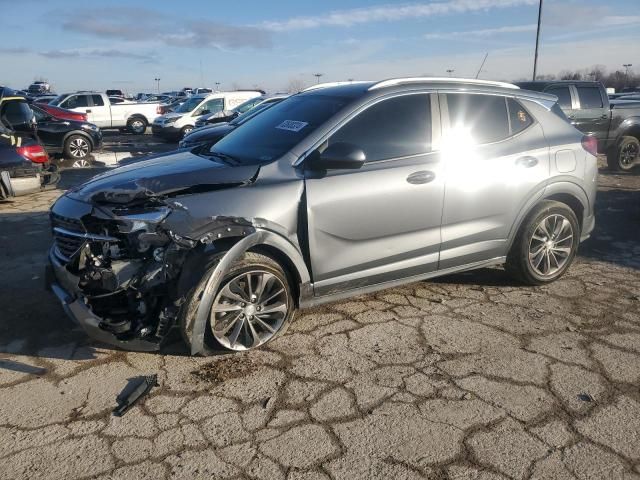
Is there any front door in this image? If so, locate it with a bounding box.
[305,93,445,296]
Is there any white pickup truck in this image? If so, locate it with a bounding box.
[48,92,161,134]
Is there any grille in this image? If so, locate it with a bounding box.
[53,230,86,261]
[51,213,86,262]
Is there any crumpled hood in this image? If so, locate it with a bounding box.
[67,150,259,204]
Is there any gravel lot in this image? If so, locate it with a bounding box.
[1,134,639,480]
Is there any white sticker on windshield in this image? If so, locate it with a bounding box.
[276,120,308,132]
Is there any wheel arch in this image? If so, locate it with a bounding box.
[507,182,589,251]
[62,130,94,149]
[186,229,311,355]
[615,117,640,144]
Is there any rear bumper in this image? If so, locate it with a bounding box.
[46,248,160,352]
[581,212,595,242]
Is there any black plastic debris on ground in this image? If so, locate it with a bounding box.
[577,392,594,402]
[112,374,158,417]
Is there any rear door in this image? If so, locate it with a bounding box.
[439,92,550,269]
[571,84,610,145]
[305,92,445,295]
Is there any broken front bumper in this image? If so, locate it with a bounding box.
[46,248,161,352]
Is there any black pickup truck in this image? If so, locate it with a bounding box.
[517,81,640,171]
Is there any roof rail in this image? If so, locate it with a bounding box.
[302,81,371,92]
[368,77,519,91]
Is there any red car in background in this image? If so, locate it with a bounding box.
[38,103,87,122]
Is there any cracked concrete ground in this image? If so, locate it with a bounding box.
[0,156,639,480]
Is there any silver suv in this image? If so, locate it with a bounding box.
[47,78,597,355]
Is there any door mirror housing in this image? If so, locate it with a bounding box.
[308,142,366,170]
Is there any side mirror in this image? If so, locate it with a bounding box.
[307,142,366,170]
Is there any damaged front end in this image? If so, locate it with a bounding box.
[46,173,258,351]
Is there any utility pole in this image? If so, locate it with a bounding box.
[623,64,633,88]
[154,77,161,93]
[215,82,221,91]
[313,73,324,84]
[532,0,543,81]
[446,69,454,77]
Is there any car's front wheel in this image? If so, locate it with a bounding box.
[607,136,639,172]
[180,125,194,138]
[180,252,295,354]
[506,201,580,285]
[64,135,92,159]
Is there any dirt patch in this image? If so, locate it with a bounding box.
[190,355,258,383]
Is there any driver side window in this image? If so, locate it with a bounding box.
[328,94,432,162]
[61,95,89,109]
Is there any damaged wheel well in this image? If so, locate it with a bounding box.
[248,244,301,306]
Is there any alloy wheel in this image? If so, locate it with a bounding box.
[210,270,289,351]
[69,138,89,158]
[528,214,574,277]
[130,120,145,134]
[620,142,639,168]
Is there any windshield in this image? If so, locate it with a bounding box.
[175,96,203,113]
[209,94,350,165]
[48,94,68,106]
[229,100,282,126]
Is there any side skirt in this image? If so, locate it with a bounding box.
[299,256,506,309]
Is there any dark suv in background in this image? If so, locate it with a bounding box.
[517,80,640,171]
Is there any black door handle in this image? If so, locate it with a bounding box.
[406,171,435,184]
[86,109,92,113]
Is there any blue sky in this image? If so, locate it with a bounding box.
[0,0,638,94]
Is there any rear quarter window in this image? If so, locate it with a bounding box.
[507,98,534,135]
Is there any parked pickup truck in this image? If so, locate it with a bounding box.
[48,92,161,134]
[517,81,640,171]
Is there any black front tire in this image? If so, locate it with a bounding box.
[179,252,295,355]
[506,201,580,286]
[607,136,639,172]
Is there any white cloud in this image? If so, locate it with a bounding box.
[262,0,538,31]
[425,24,536,39]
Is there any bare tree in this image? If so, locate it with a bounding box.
[286,77,307,94]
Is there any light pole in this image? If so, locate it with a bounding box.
[154,77,161,93]
[215,82,221,91]
[623,64,633,88]
[532,0,543,80]
[446,69,454,77]
[313,73,324,84]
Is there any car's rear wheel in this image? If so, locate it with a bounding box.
[64,135,91,159]
[127,117,147,134]
[180,252,295,354]
[506,201,580,285]
[607,136,639,172]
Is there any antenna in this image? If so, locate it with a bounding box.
[476,53,489,79]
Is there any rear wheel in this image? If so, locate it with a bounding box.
[506,201,580,285]
[607,136,639,172]
[63,135,92,159]
[127,117,147,135]
[180,252,295,354]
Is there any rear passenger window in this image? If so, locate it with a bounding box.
[92,95,104,106]
[545,86,572,109]
[507,98,533,135]
[577,86,604,109]
[329,94,431,162]
[446,94,510,144]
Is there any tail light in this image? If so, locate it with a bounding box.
[78,113,88,122]
[581,135,598,156]
[156,105,163,114]
[17,144,49,163]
